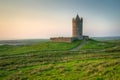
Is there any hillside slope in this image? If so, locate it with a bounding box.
[0,39,120,80]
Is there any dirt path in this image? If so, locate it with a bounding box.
[71,40,87,51]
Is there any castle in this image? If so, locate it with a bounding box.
[50,15,89,42]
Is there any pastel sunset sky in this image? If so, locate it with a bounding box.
[0,0,120,40]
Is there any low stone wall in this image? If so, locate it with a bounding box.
[83,36,89,40]
[77,36,89,40]
[50,36,89,42]
[50,37,76,42]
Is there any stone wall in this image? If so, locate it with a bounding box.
[50,37,76,42]
[72,18,76,37]
[83,36,89,40]
[50,36,89,42]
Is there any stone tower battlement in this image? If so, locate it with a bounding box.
[72,15,83,38]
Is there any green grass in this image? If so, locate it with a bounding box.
[0,40,81,56]
[79,39,116,50]
[0,39,120,80]
[0,52,120,80]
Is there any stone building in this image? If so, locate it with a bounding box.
[50,15,89,42]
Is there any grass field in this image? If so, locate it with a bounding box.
[0,40,81,56]
[0,39,120,80]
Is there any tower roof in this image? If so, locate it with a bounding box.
[76,14,80,21]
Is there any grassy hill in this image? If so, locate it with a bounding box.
[0,39,120,80]
[91,36,120,41]
[0,40,81,56]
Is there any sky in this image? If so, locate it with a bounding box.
[0,0,120,40]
